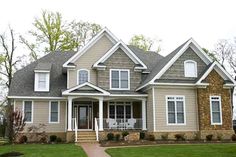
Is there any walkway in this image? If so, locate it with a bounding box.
[79,143,110,157]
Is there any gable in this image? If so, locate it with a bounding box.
[160,47,207,80]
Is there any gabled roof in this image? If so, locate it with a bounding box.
[137,38,214,90]
[196,61,236,85]
[62,82,110,96]
[63,27,119,68]
[93,41,147,70]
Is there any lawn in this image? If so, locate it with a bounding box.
[106,144,236,157]
[0,144,87,157]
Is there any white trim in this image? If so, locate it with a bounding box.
[49,101,60,124]
[184,60,197,77]
[13,100,16,111]
[210,96,222,125]
[109,69,130,90]
[8,96,66,100]
[109,94,148,97]
[165,95,186,125]
[77,69,90,85]
[34,72,50,92]
[23,100,34,123]
[34,70,50,73]
[152,87,156,131]
[93,41,147,69]
[62,82,110,95]
[196,62,216,84]
[63,27,119,68]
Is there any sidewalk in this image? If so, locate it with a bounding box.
[79,143,110,157]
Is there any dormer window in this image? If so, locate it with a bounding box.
[77,69,90,85]
[34,72,50,91]
[184,60,197,77]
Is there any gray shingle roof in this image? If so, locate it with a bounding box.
[9,51,76,97]
[34,62,52,71]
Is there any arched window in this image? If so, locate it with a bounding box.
[77,69,89,85]
[184,60,197,77]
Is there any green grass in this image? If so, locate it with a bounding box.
[0,143,87,157]
[106,144,236,157]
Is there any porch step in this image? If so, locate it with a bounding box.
[76,131,97,143]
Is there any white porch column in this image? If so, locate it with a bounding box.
[99,97,104,131]
[68,97,72,131]
[142,99,147,130]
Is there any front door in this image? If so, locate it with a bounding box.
[78,105,92,129]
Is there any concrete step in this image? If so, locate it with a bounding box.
[76,139,98,143]
[78,137,96,140]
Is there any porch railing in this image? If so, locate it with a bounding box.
[72,118,78,142]
[97,118,143,130]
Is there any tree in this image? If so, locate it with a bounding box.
[11,110,26,142]
[129,34,161,52]
[202,48,218,61]
[20,10,102,61]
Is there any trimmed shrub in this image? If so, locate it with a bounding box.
[107,133,114,141]
[140,132,145,140]
[216,133,223,141]
[174,134,185,141]
[122,131,129,138]
[50,135,57,142]
[115,134,121,141]
[206,134,213,141]
[19,135,28,144]
[161,133,169,141]
[148,134,155,141]
[40,137,47,143]
[56,137,62,143]
[194,132,201,141]
[231,134,236,141]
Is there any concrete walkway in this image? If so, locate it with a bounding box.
[79,143,110,157]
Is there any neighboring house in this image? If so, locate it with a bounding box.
[8,28,236,142]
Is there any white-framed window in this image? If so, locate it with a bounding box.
[108,102,133,120]
[110,69,130,90]
[49,101,60,123]
[166,96,185,125]
[23,101,33,123]
[34,72,50,91]
[184,60,197,77]
[77,69,90,85]
[210,96,222,125]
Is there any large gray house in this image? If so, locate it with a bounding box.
[8,28,236,142]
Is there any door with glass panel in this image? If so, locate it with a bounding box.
[74,105,92,129]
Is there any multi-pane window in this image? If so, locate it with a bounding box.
[167,96,185,124]
[108,102,132,120]
[24,101,33,123]
[78,69,89,85]
[50,101,59,123]
[184,60,197,77]
[110,69,129,89]
[38,73,46,89]
[35,72,49,91]
[210,96,222,125]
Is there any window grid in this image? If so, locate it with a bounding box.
[50,101,59,123]
[110,69,130,90]
[24,101,33,123]
[78,69,89,85]
[210,96,222,125]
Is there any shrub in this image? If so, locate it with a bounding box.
[115,134,121,141]
[174,134,185,141]
[216,133,223,141]
[40,137,47,143]
[140,132,145,140]
[148,134,155,141]
[194,132,201,141]
[19,135,28,144]
[122,131,129,138]
[206,134,213,141]
[231,134,236,141]
[56,137,62,143]
[50,135,57,142]
[161,133,169,141]
[107,133,114,141]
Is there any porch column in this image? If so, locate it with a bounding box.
[68,97,72,131]
[142,99,147,130]
[99,97,104,131]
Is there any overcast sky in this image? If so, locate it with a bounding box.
[1,0,236,56]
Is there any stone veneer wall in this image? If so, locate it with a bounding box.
[197,70,233,131]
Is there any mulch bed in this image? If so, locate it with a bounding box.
[0,152,23,157]
[100,140,236,147]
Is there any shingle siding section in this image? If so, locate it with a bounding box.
[160,47,207,80]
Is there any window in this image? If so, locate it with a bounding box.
[184,60,197,77]
[108,102,132,120]
[78,69,89,85]
[34,72,50,91]
[166,96,185,125]
[110,69,130,90]
[23,101,33,123]
[49,101,60,123]
[210,96,222,125]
